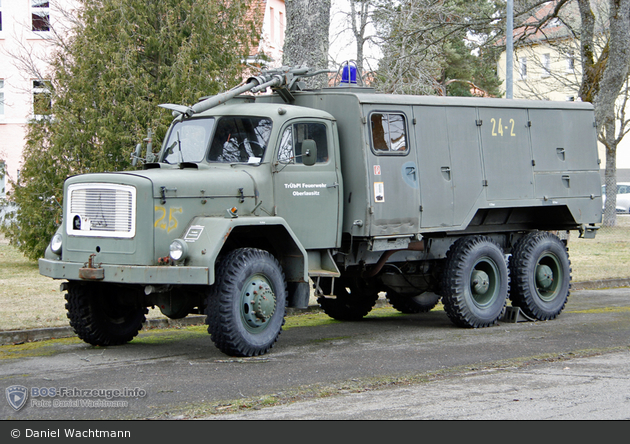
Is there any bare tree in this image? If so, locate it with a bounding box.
[283,0,332,89]
[329,0,382,83]
[373,0,454,94]
[514,0,630,227]
[591,0,630,226]
[373,1,504,96]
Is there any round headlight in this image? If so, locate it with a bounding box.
[50,233,63,255]
[169,239,188,262]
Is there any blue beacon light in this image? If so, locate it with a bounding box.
[341,62,357,85]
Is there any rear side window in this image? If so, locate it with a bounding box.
[370,112,408,154]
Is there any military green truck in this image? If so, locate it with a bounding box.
[39,66,602,357]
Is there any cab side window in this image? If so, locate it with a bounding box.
[278,122,329,164]
[370,113,408,154]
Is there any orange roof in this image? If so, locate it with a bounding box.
[498,0,589,46]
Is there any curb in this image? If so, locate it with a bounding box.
[571,278,630,291]
[0,301,331,347]
[1,281,628,347]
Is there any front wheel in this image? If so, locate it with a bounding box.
[205,248,287,357]
[441,236,509,328]
[509,232,571,320]
[65,282,147,346]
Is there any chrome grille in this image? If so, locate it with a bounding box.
[67,184,136,238]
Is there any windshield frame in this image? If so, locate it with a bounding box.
[160,115,274,165]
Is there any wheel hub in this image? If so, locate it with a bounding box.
[536,264,554,289]
[241,275,276,331]
[471,270,490,295]
[252,285,276,321]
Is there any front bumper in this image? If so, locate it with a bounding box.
[38,258,210,285]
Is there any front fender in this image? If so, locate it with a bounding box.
[178,216,308,285]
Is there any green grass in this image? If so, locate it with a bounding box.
[0,218,628,333]
[0,239,68,331]
[568,215,630,282]
[0,235,163,331]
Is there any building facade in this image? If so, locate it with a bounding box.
[0,0,73,198]
[496,0,630,170]
[253,0,285,67]
[0,0,285,199]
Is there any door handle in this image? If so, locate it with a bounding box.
[405,166,417,181]
[327,182,339,188]
[441,166,451,181]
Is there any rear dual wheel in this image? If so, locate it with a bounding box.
[386,291,440,314]
[317,276,379,321]
[441,236,509,328]
[509,232,571,320]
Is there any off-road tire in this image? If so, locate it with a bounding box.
[205,248,287,357]
[386,291,440,314]
[441,236,509,328]
[509,231,571,320]
[64,282,147,346]
[317,277,379,321]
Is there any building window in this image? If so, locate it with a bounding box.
[0,79,4,116]
[278,11,284,46]
[269,7,275,43]
[566,54,575,73]
[33,80,52,117]
[519,57,528,80]
[32,1,50,32]
[542,53,551,78]
[0,0,4,32]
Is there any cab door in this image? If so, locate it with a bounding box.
[273,120,342,249]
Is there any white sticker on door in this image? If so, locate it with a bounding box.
[374,182,385,203]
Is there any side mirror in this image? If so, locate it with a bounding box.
[302,139,317,166]
[131,129,154,166]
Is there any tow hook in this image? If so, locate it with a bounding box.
[78,253,104,280]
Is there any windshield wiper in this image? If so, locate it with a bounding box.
[176,131,184,165]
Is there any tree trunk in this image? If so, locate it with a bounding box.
[603,126,618,227]
[282,0,331,89]
[349,0,371,82]
[599,0,630,226]
[578,0,630,227]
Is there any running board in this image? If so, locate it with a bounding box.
[307,249,340,278]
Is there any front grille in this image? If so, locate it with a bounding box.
[67,184,136,238]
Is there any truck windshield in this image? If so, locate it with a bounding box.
[162,118,215,164]
[208,117,273,163]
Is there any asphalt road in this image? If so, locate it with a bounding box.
[1,287,629,420]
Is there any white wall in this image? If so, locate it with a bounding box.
[0,0,78,194]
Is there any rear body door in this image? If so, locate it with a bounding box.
[364,106,420,236]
